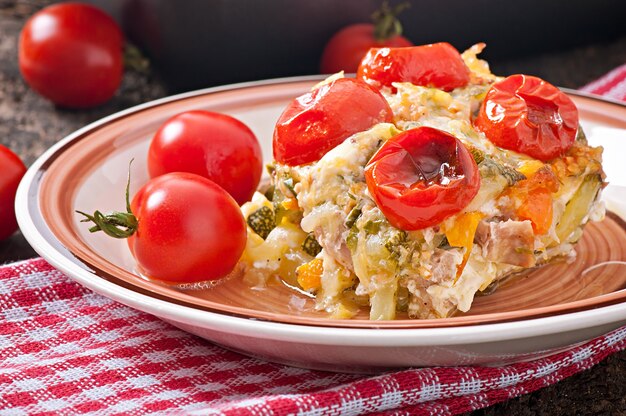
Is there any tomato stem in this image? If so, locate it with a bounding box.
[372,1,409,42]
[76,160,138,239]
[123,43,150,75]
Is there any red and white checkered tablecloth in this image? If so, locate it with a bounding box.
[2,67,626,415]
[580,63,626,101]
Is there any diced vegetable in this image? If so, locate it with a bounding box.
[246,206,275,239]
[346,228,358,252]
[363,220,384,234]
[480,157,525,186]
[505,168,560,235]
[302,233,322,257]
[344,205,362,229]
[296,258,323,291]
[443,211,483,278]
[384,229,408,261]
[274,203,302,225]
[555,174,602,243]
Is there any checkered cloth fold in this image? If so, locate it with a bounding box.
[580,63,626,101]
[3,67,626,415]
[1,259,624,415]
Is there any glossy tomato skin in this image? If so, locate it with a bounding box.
[273,77,394,166]
[148,110,263,205]
[0,146,27,241]
[127,172,246,283]
[320,23,413,74]
[365,127,480,230]
[19,3,123,108]
[474,74,578,161]
[357,43,470,91]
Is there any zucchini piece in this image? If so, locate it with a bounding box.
[302,233,322,257]
[555,174,602,243]
[246,206,275,239]
[480,157,526,186]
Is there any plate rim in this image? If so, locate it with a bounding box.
[15,75,626,344]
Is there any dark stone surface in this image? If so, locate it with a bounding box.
[0,1,624,414]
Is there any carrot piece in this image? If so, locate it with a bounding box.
[443,211,483,280]
[296,258,323,291]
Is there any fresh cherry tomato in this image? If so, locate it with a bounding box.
[19,3,124,108]
[474,74,578,161]
[357,43,471,91]
[126,173,246,283]
[78,172,246,283]
[320,24,412,74]
[273,78,394,166]
[148,110,263,205]
[0,145,27,241]
[364,127,480,230]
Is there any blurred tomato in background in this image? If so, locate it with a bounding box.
[320,1,413,74]
[19,2,124,108]
[0,146,26,241]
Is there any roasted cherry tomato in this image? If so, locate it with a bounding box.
[148,110,263,205]
[320,2,412,74]
[78,172,246,283]
[0,145,27,241]
[357,43,470,91]
[365,127,480,230]
[474,74,578,161]
[273,77,394,166]
[19,3,123,108]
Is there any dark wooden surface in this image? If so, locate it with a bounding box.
[1,1,625,414]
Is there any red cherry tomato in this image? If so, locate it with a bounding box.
[357,43,471,91]
[365,127,480,230]
[127,173,246,283]
[320,24,412,74]
[148,110,263,205]
[19,3,123,108]
[474,74,578,161]
[273,78,394,166]
[0,145,27,241]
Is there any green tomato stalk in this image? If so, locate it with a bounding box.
[76,160,138,238]
[372,1,410,42]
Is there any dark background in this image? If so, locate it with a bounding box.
[89,0,626,92]
[1,0,625,414]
